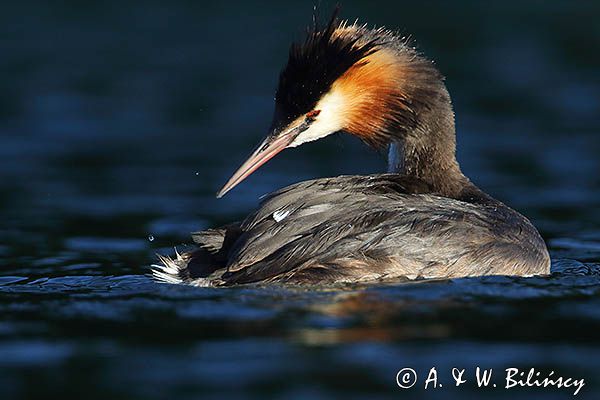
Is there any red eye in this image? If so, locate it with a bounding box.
[306,109,321,120]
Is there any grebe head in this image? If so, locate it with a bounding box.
[217,9,457,198]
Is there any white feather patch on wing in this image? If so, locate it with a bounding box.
[273,209,291,222]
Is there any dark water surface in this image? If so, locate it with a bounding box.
[1,1,599,399]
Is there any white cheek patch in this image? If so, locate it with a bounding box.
[289,89,346,148]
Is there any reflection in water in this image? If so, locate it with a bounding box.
[1,266,600,397]
[0,0,599,398]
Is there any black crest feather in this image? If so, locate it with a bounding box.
[272,7,379,129]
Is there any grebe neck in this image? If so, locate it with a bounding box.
[386,86,476,199]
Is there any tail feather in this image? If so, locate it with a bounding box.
[191,228,226,253]
[151,223,242,286]
[151,253,189,285]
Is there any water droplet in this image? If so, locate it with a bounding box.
[148,235,154,242]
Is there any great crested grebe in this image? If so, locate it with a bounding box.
[152,11,550,286]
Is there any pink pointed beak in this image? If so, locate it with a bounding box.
[216,122,307,198]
